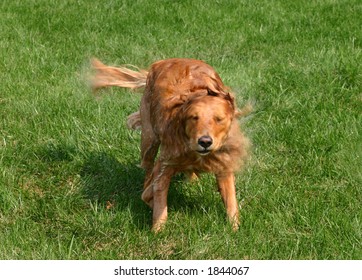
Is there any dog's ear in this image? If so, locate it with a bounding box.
[208,88,236,110]
[207,89,219,97]
[225,92,236,112]
[224,92,235,104]
[206,77,233,100]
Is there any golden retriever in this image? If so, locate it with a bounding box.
[91,58,249,232]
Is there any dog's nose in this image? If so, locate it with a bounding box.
[198,136,213,149]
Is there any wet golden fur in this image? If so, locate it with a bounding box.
[92,58,249,232]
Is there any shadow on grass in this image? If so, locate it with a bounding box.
[79,152,220,230]
[79,151,152,229]
[36,142,222,230]
[34,143,151,230]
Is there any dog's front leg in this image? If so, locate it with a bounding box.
[216,173,240,231]
[142,160,174,232]
[151,163,174,232]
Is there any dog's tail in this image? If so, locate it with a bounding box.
[91,58,148,91]
[90,58,147,130]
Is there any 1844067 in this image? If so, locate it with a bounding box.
[207,266,249,276]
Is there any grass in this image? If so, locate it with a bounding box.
[0,0,361,259]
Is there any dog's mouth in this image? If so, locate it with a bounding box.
[197,148,211,156]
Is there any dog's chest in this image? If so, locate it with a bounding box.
[169,152,226,174]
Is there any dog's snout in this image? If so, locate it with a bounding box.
[198,136,213,149]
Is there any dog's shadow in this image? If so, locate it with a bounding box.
[80,152,217,229]
[79,151,153,229]
[37,143,220,231]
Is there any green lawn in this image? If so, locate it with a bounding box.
[0,0,361,259]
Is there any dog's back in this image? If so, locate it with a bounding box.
[143,59,233,136]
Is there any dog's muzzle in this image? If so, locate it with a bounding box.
[197,136,213,155]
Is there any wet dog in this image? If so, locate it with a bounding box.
[92,58,250,232]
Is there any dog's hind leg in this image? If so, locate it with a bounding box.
[126,111,141,130]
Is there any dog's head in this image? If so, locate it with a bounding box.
[182,92,235,156]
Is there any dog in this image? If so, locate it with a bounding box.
[91,58,250,232]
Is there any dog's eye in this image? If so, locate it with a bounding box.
[215,116,225,123]
[190,115,199,121]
